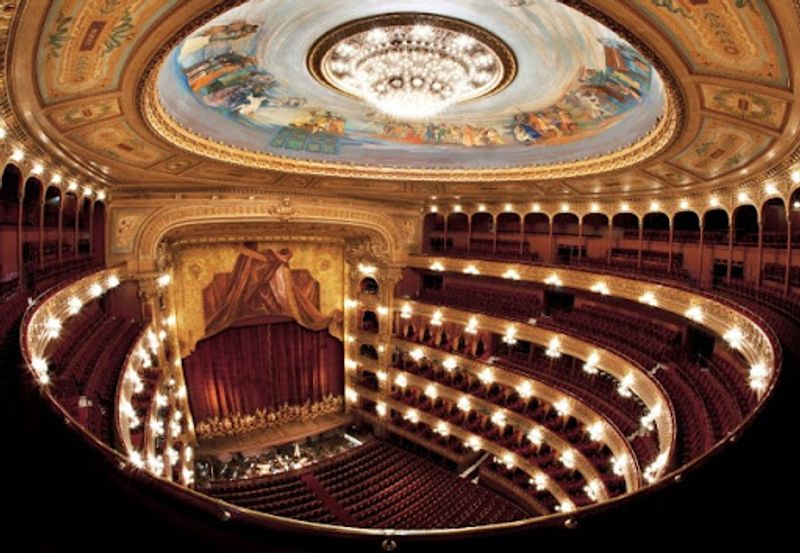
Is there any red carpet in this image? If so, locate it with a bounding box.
[300,473,360,527]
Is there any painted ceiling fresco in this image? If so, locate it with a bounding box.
[156,0,666,170]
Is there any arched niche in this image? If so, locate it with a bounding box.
[422,212,445,253]
[611,213,639,248]
[470,212,494,254]
[703,209,729,244]
[553,212,579,236]
[612,212,639,231]
[523,212,549,235]
[359,276,379,295]
[62,192,78,254]
[22,178,42,229]
[446,212,469,232]
[673,211,700,243]
[582,213,609,238]
[1,163,21,226]
[762,198,787,248]
[732,204,758,245]
[92,201,106,262]
[496,212,521,256]
[1,164,21,278]
[446,212,469,252]
[642,212,669,241]
[496,212,521,235]
[359,343,379,360]
[78,197,92,256]
[789,190,800,245]
[43,187,62,262]
[470,212,493,233]
[22,177,43,264]
[361,310,379,333]
[522,212,549,263]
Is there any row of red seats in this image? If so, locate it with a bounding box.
[55,315,130,395]
[576,303,679,343]
[498,351,646,434]
[653,366,715,466]
[562,257,696,284]
[676,363,743,440]
[25,256,103,295]
[548,309,675,362]
[708,355,756,412]
[41,296,143,446]
[715,280,800,324]
[373,404,618,513]
[417,279,542,322]
[394,335,656,468]
[388,382,617,505]
[316,435,529,528]
[210,475,335,524]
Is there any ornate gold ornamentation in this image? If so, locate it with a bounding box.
[195,394,344,439]
[129,200,403,271]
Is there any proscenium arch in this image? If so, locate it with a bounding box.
[129,202,407,272]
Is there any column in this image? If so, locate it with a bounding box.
[637,220,643,270]
[378,267,403,372]
[344,265,360,415]
[726,211,734,284]
[785,218,793,295]
[467,215,472,254]
[16,181,23,288]
[667,220,674,273]
[73,199,80,257]
[756,219,764,289]
[38,198,45,268]
[607,219,613,264]
[57,196,64,262]
[577,218,583,261]
[698,222,705,288]
[519,220,525,257]
[548,218,554,263]
[88,201,95,260]
[492,214,498,254]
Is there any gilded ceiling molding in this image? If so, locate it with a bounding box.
[141,68,679,182]
[4,0,800,205]
[426,185,800,222]
[129,198,410,272]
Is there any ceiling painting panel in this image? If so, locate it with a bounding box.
[154,0,668,172]
[699,83,789,131]
[627,0,788,88]
[644,162,698,186]
[37,0,179,104]
[68,119,171,167]
[671,117,773,180]
[46,96,122,130]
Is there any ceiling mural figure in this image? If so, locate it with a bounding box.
[157,0,666,170]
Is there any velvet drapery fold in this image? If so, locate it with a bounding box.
[183,321,344,422]
[204,247,332,337]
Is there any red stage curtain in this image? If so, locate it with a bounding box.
[183,320,344,422]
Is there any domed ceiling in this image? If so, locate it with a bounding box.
[154,0,670,175]
[4,0,800,203]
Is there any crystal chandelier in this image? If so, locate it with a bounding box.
[310,14,515,120]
